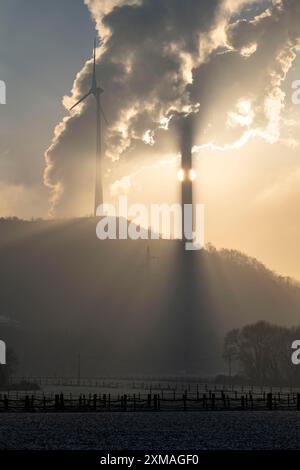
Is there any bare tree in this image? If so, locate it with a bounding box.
[223,321,300,385]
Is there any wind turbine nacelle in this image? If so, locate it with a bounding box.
[93,86,104,95]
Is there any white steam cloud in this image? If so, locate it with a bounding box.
[44,0,300,216]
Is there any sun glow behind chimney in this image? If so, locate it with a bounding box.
[179,118,195,243]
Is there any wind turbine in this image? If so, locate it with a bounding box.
[70,38,107,216]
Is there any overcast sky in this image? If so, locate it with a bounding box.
[2,0,300,281]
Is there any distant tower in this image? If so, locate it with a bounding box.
[178,119,195,243]
[181,135,193,209]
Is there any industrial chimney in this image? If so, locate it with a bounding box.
[178,118,196,243]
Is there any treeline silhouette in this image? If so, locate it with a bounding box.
[0,217,300,376]
[223,321,300,386]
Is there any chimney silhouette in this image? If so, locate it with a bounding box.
[180,119,194,241]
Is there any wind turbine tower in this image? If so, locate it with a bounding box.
[70,39,107,215]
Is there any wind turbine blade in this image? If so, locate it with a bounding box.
[98,35,103,47]
[70,90,92,110]
[100,104,108,126]
[92,38,97,89]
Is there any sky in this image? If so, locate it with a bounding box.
[0,0,95,216]
[1,0,300,280]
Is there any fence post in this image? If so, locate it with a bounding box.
[297,393,300,410]
[24,395,30,411]
[154,394,158,411]
[55,394,60,411]
[211,393,215,410]
[4,394,9,411]
[93,394,97,410]
[267,392,272,410]
[183,393,187,411]
[147,394,151,408]
[249,393,253,409]
[221,391,225,409]
[241,395,245,410]
[60,393,64,411]
[124,394,127,411]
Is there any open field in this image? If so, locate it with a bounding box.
[0,411,300,450]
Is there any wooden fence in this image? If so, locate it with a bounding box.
[1,389,300,412]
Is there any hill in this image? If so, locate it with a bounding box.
[0,217,299,376]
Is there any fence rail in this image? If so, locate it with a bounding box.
[1,390,300,412]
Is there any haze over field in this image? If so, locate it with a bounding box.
[1,218,300,376]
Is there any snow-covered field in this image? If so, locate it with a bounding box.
[0,411,299,450]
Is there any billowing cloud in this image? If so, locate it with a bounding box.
[44,0,300,216]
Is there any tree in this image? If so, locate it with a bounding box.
[223,321,300,385]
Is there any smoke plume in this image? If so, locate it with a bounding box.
[44,0,300,216]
